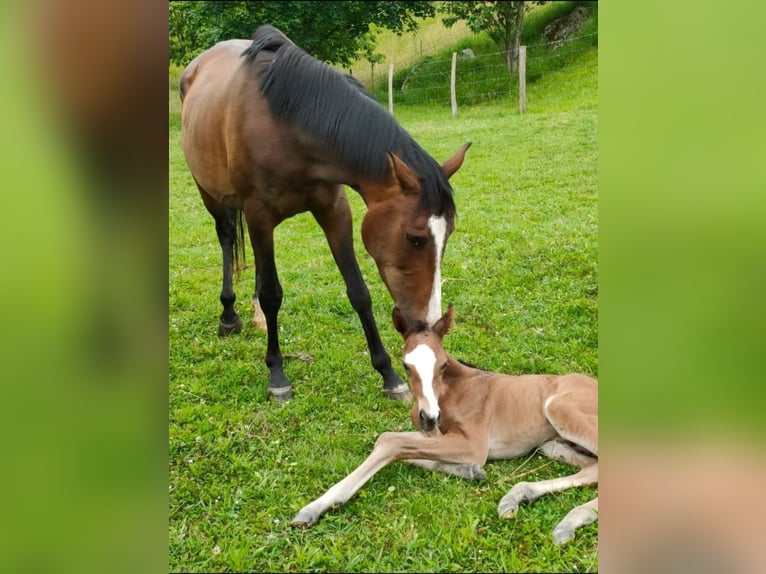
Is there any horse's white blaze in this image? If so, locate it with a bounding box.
[404,343,439,418]
[426,215,447,325]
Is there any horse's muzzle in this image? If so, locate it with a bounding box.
[419,410,440,432]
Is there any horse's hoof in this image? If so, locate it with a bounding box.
[218,316,243,336]
[268,385,293,402]
[382,383,412,401]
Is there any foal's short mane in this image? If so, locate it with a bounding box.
[403,320,483,371]
[242,25,456,221]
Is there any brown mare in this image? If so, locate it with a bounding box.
[179,26,470,401]
[292,305,598,544]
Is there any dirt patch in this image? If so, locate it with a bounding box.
[543,5,591,49]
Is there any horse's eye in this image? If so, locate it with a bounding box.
[440,361,448,374]
[402,362,410,373]
[405,233,427,248]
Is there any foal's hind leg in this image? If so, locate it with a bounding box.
[198,187,242,336]
[497,463,598,542]
[311,192,409,401]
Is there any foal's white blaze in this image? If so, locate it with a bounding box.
[426,215,447,325]
[404,343,439,419]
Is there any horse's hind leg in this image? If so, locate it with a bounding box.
[311,192,410,401]
[198,187,242,336]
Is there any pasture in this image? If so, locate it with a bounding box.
[169,66,597,571]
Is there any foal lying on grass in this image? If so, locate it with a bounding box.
[292,305,598,544]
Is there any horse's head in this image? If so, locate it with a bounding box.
[392,304,455,433]
[360,144,470,326]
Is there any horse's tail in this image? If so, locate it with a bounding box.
[232,209,247,280]
[242,25,294,64]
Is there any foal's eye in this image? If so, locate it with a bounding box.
[405,233,427,248]
[440,361,449,374]
[402,362,410,373]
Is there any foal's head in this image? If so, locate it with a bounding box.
[393,305,455,433]
[361,147,469,327]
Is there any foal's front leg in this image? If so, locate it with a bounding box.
[406,459,486,480]
[292,431,483,527]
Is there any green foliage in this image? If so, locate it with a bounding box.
[169,1,435,68]
[370,2,597,108]
[441,0,530,43]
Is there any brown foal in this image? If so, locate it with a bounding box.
[292,305,598,544]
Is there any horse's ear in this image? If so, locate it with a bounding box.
[387,153,420,194]
[433,303,455,338]
[392,306,409,337]
[442,142,472,179]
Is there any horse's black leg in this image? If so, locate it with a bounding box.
[245,218,292,401]
[311,192,410,401]
[198,186,242,336]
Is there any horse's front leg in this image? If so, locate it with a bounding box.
[245,215,291,401]
[311,193,410,401]
[292,430,483,527]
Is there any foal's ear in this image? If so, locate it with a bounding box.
[392,306,409,337]
[442,142,472,179]
[386,153,420,193]
[433,303,455,338]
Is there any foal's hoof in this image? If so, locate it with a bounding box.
[467,465,487,481]
[217,316,243,336]
[552,524,575,545]
[498,497,520,519]
[382,383,412,402]
[268,385,293,402]
[291,510,317,528]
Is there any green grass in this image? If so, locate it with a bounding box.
[169,11,597,572]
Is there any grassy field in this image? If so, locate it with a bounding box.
[169,7,597,572]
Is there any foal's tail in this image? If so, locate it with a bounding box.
[232,209,247,281]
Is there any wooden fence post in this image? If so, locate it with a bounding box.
[388,64,394,115]
[451,52,458,119]
[519,45,527,114]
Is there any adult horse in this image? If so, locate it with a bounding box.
[179,25,471,401]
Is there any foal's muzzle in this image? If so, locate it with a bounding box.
[419,409,440,432]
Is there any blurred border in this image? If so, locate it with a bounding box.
[1,0,168,572]
[601,1,766,572]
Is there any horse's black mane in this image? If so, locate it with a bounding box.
[242,25,456,221]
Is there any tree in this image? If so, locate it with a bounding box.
[440,1,541,74]
[169,1,434,68]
